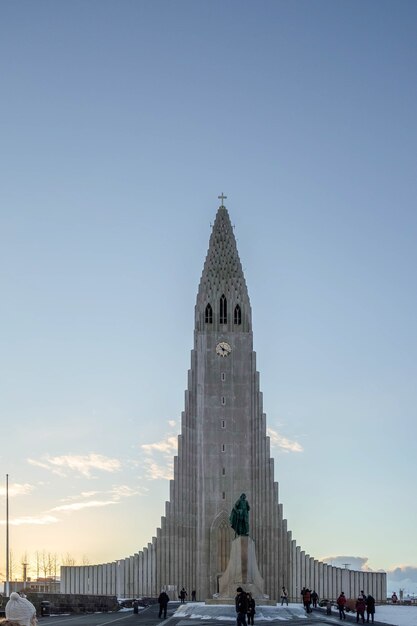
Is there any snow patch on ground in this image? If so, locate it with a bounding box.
[174,602,307,621]
[371,605,417,626]
[174,602,417,625]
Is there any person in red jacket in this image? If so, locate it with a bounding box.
[356,596,366,624]
[302,588,312,613]
[337,591,347,620]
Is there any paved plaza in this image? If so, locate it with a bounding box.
[33,602,395,626]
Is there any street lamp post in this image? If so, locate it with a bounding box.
[5,474,9,597]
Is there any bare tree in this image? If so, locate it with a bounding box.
[35,551,40,578]
[61,553,76,566]
[82,555,90,565]
[51,553,59,580]
[40,550,50,579]
[9,550,16,581]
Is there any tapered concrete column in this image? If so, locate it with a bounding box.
[324,565,329,599]
[300,551,305,591]
[330,565,335,599]
[295,546,301,601]
[318,562,323,598]
[354,570,359,598]
[336,567,342,597]
[309,557,314,589]
[290,540,296,600]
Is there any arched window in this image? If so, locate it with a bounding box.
[205,303,213,324]
[234,304,242,325]
[217,518,231,573]
[220,294,227,324]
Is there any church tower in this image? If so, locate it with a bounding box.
[61,198,387,603]
[154,198,288,599]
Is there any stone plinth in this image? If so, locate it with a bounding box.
[205,597,276,606]
[208,535,274,604]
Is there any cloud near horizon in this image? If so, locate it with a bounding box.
[51,500,118,513]
[28,453,122,477]
[267,428,303,453]
[142,457,174,481]
[320,556,417,595]
[322,556,371,570]
[388,565,417,582]
[141,435,178,455]
[0,483,142,527]
[0,482,35,498]
[0,514,59,526]
[321,556,417,578]
[110,484,145,499]
[58,485,144,504]
[140,424,178,480]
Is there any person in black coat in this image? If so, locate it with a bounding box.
[247,593,256,625]
[366,595,375,623]
[158,591,169,619]
[235,587,248,626]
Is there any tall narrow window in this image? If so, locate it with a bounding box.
[234,304,242,325]
[205,303,213,324]
[220,294,227,324]
[221,372,226,382]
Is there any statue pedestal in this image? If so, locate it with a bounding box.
[207,536,274,604]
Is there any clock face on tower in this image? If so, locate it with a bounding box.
[216,341,232,357]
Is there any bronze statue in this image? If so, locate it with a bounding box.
[229,493,250,536]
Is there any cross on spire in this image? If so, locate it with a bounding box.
[218,193,227,207]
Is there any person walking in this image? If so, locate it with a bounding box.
[191,590,196,602]
[158,591,169,619]
[235,587,248,626]
[366,595,375,624]
[280,586,289,606]
[311,590,319,608]
[337,591,347,620]
[356,596,366,624]
[247,593,255,625]
[179,588,187,604]
[303,588,311,613]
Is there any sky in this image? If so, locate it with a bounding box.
[1,0,417,596]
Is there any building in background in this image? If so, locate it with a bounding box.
[61,200,386,601]
[2,578,60,594]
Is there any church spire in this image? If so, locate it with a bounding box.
[195,198,251,332]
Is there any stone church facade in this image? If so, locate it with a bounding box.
[61,201,386,602]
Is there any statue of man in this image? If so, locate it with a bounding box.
[229,493,250,536]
